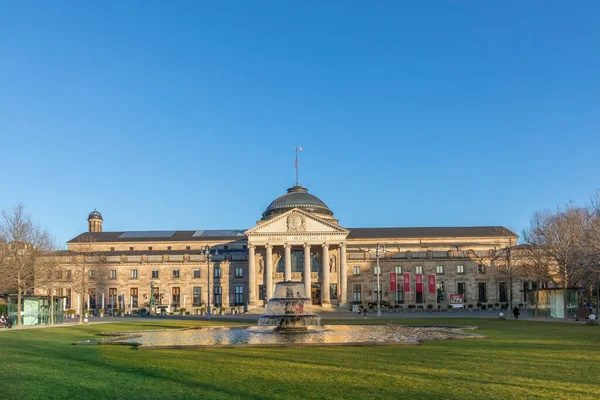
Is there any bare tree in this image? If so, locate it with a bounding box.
[0,204,57,326]
[68,236,98,324]
[522,204,588,319]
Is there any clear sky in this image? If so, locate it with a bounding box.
[1,2,599,247]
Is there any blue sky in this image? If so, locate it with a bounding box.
[1,2,599,247]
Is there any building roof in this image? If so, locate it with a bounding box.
[67,230,246,243]
[346,226,517,239]
[68,226,516,243]
[262,186,333,219]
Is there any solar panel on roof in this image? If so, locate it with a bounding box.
[192,230,245,237]
[119,231,176,239]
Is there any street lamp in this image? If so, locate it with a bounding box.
[364,244,386,317]
[202,246,218,320]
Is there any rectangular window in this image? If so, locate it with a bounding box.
[65,270,72,279]
[214,267,222,279]
[153,286,161,305]
[259,284,266,301]
[148,246,153,251]
[353,266,360,276]
[478,264,486,273]
[55,270,62,279]
[478,282,487,303]
[416,291,423,304]
[110,247,115,251]
[167,246,172,251]
[55,288,63,297]
[457,282,466,301]
[88,270,95,279]
[129,247,134,251]
[172,287,180,307]
[186,246,191,250]
[374,266,381,275]
[130,269,138,279]
[193,287,202,306]
[330,283,338,300]
[224,245,229,250]
[110,270,117,280]
[130,288,138,308]
[522,281,529,302]
[415,266,423,274]
[499,282,508,302]
[152,269,159,279]
[234,286,244,305]
[457,265,465,274]
[235,268,243,278]
[372,283,382,302]
[394,266,402,274]
[395,282,403,304]
[66,288,72,307]
[193,269,201,278]
[214,285,222,306]
[173,269,180,278]
[352,284,361,303]
[108,288,117,309]
[436,281,446,302]
[436,265,444,274]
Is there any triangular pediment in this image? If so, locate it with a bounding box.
[245,208,349,236]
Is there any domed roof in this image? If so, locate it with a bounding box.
[88,209,103,220]
[262,186,333,219]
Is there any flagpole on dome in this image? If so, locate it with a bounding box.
[293,146,303,186]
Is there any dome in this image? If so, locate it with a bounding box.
[262,186,333,219]
[88,209,103,220]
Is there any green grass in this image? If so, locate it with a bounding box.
[1,318,599,399]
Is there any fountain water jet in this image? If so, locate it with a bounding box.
[257,281,321,332]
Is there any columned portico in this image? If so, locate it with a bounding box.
[248,245,257,305]
[265,245,273,301]
[321,243,330,305]
[303,243,311,298]
[339,242,347,306]
[284,243,292,281]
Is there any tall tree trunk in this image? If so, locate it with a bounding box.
[16,276,21,327]
[50,294,54,325]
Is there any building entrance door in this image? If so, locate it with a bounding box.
[311,284,321,305]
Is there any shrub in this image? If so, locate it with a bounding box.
[467,304,474,309]
[200,307,206,312]
[83,309,89,314]
[447,304,453,309]
[494,303,500,307]
[219,307,226,312]
[118,308,125,314]
[179,308,187,313]
[427,304,433,309]
[518,303,524,308]
[394,304,401,308]
[0,304,7,315]
[476,302,482,307]
[408,304,416,309]
[487,304,494,309]
[98,308,105,313]
[67,309,76,315]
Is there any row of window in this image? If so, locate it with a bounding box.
[61,285,247,308]
[353,265,467,276]
[350,281,509,303]
[85,267,246,280]
[108,245,247,252]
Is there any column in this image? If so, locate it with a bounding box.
[248,245,256,305]
[322,244,330,305]
[339,242,347,306]
[265,245,273,300]
[284,243,292,281]
[303,243,311,298]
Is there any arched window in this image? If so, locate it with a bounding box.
[276,250,319,273]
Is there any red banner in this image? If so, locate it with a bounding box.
[403,274,410,292]
[428,275,436,293]
[416,274,423,293]
[389,272,397,291]
[449,294,463,305]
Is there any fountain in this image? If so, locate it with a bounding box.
[258,281,320,332]
[76,281,485,348]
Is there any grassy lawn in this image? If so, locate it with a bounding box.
[1,318,599,399]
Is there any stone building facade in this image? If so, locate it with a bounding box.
[44,185,522,313]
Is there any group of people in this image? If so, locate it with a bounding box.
[0,314,12,328]
[356,306,369,318]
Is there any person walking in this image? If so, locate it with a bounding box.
[363,307,368,319]
[357,306,362,318]
[512,306,520,320]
